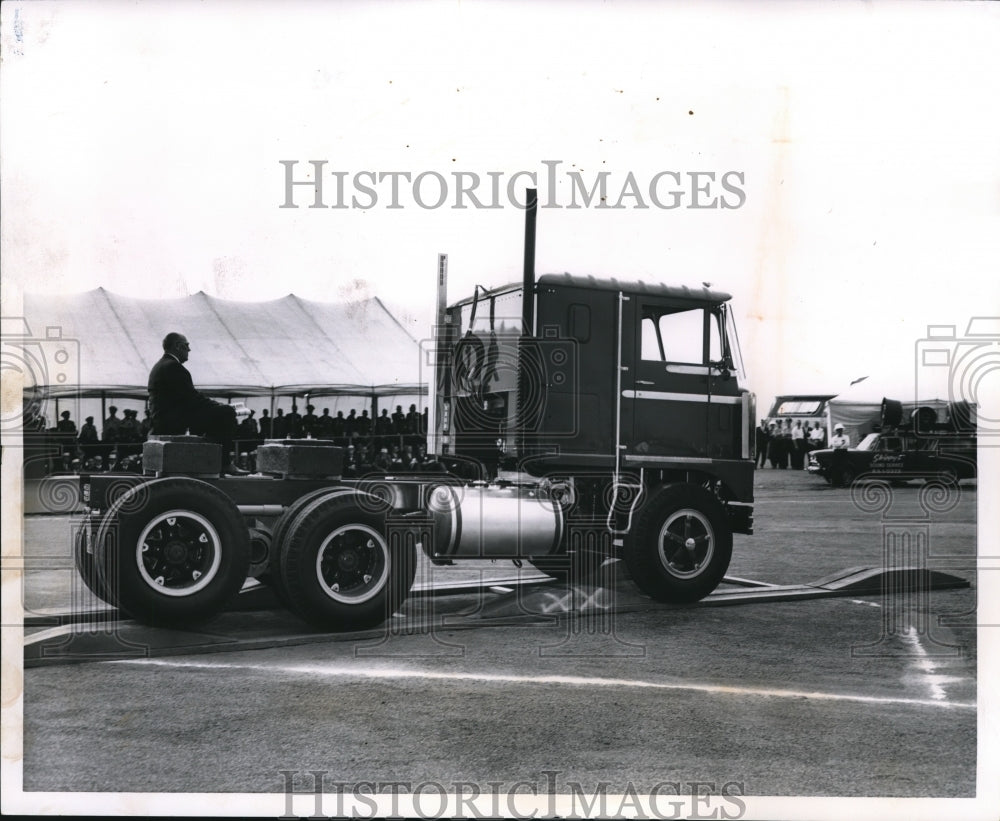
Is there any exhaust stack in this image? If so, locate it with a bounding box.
[522,188,537,334]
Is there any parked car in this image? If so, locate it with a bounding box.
[807,431,976,487]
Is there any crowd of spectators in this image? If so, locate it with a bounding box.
[234,403,432,475]
[755,418,829,470]
[25,401,431,475]
[25,405,153,474]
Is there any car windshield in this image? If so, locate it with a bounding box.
[776,400,822,415]
[856,433,879,451]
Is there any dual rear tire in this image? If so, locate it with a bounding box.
[86,478,414,630]
[276,492,416,630]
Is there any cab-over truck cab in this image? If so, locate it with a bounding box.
[430,272,754,598]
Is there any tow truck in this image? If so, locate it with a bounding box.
[807,398,977,486]
[74,192,756,630]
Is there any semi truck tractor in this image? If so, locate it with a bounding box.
[74,196,756,630]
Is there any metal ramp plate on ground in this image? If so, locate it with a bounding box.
[23,565,969,667]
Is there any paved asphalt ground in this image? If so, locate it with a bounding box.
[10,468,991,816]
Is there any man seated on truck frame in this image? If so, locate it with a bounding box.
[147,332,248,476]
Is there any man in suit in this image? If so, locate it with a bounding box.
[258,408,272,440]
[147,332,247,475]
[317,408,334,439]
[331,410,346,443]
[272,408,288,439]
[100,405,121,470]
[117,409,143,461]
[301,404,319,438]
[755,419,770,469]
[285,403,303,439]
[77,415,99,466]
[391,405,406,435]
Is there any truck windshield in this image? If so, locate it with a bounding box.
[721,303,747,386]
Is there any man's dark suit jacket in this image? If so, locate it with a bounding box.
[147,353,220,435]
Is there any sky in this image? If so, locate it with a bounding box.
[2,0,998,420]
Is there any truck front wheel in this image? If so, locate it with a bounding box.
[623,484,732,603]
[280,493,416,630]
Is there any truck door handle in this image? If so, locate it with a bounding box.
[636,380,655,386]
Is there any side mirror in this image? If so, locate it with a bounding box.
[710,360,732,381]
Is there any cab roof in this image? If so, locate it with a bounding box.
[449,273,732,309]
[538,273,732,303]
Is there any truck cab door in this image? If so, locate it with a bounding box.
[622,301,739,460]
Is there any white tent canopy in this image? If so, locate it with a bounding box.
[19,288,427,400]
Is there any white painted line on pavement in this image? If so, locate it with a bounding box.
[114,658,977,711]
[901,625,969,703]
[903,626,945,701]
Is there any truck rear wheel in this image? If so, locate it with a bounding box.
[260,487,347,608]
[73,511,114,605]
[279,492,416,630]
[623,484,732,603]
[94,478,251,627]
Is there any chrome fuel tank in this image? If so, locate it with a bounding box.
[427,484,564,558]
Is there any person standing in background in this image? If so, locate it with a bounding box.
[791,420,806,470]
[285,403,303,438]
[77,416,99,468]
[831,423,850,450]
[272,408,288,439]
[755,419,770,468]
[258,409,272,440]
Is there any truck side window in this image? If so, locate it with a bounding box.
[641,315,664,361]
[641,307,722,364]
[641,306,722,365]
[658,309,704,363]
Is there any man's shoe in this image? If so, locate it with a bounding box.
[222,463,250,476]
